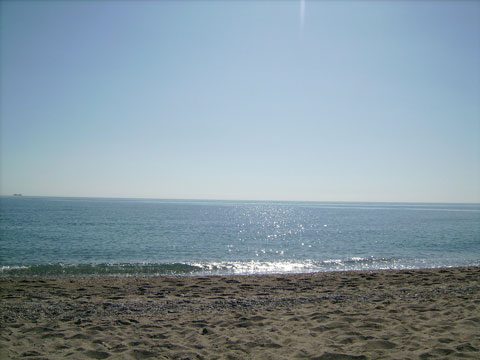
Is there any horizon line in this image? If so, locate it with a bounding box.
[1,194,479,205]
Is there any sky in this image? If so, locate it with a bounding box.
[1,1,479,203]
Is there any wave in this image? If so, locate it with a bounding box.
[0,257,433,277]
[0,263,202,277]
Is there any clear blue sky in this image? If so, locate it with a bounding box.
[1,1,479,202]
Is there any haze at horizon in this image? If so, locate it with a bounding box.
[1,1,479,203]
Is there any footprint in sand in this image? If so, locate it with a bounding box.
[363,339,397,350]
[84,350,111,359]
[130,349,158,359]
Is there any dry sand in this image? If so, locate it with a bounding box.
[1,267,479,359]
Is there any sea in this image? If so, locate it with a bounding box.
[1,196,479,277]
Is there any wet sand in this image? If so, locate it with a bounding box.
[1,267,479,359]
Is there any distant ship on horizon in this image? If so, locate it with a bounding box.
[13,193,22,196]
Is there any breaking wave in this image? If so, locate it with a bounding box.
[0,256,447,277]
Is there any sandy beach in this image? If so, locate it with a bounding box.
[1,267,479,359]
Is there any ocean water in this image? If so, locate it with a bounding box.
[0,196,479,276]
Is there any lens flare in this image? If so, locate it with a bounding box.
[300,0,305,32]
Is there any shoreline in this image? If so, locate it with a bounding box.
[2,262,479,278]
[1,266,479,359]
